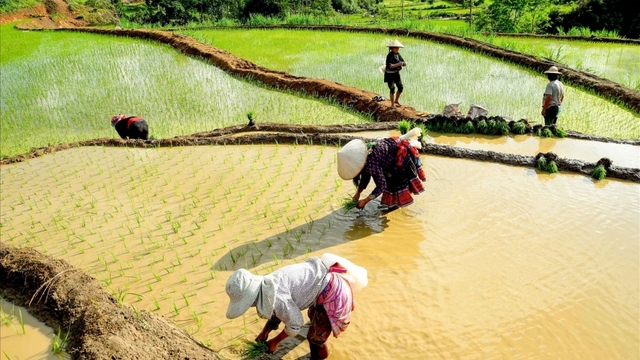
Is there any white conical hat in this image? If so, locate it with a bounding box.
[387,40,404,48]
[337,139,367,180]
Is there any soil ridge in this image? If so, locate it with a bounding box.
[0,243,220,360]
[0,123,637,182]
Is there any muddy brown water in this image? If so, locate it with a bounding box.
[1,145,638,359]
[345,130,640,169]
[0,299,58,360]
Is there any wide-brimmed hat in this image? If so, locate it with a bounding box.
[387,40,404,48]
[544,66,562,75]
[225,269,279,319]
[337,139,367,180]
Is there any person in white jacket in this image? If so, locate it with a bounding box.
[225,255,367,359]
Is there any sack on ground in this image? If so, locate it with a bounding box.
[442,103,463,117]
[467,104,488,119]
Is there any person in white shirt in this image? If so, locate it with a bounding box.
[541,66,565,126]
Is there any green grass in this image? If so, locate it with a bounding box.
[186,28,639,139]
[0,25,369,158]
[0,0,40,13]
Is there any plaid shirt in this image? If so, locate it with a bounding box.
[358,138,398,199]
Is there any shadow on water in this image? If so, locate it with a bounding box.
[212,204,391,272]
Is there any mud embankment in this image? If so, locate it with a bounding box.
[0,243,219,360]
[211,25,640,114]
[1,123,637,183]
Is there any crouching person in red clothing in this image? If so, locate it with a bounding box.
[225,254,367,359]
[110,114,149,140]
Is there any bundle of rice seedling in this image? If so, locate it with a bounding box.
[532,125,543,137]
[476,119,488,134]
[457,120,475,134]
[486,119,497,135]
[550,125,566,138]
[510,121,527,134]
[441,120,456,133]
[536,155,547,171]
[546,160,559,173]
[242,340,269,359]
[398,120,413,135]
[541,127,553,138]
[416,123,429,144]
[342,196,358,213]
[495,120,510,135]
[590,164,607,180]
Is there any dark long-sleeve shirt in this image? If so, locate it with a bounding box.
[385,52,405,73]
[358,138,398,199]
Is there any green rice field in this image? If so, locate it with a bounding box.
[0,24,368,158]
[471,35,640,89]
[185,29,640,139]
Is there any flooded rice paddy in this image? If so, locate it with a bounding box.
[346,130,640,168]
[1,299,58,360]
[0,144,638,359]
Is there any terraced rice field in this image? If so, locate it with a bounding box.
[187,29,640,139]
[471,35,640,88]
[0,25,368,158]
[1,144,638,359]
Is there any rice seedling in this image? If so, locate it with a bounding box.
[52,328,70,358]
[398,120,413,135]
[342,196,358,213]
[242,340,269,359]
[457,120,475,134]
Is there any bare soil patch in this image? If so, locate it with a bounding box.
[0,3,46,24]
[0,243,219,360]
[10,0,86,29]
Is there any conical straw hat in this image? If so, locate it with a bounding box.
[337,139,367,180]
[387,40,404,48]
[544,66,562,74]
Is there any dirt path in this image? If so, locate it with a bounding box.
[0,243,220,360]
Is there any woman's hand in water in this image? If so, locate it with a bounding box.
[356,198,371,209]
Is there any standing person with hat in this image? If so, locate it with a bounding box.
[338,128,426,210]
[225,254,367,359]
[541,66,565,126]
[385,40,407,107]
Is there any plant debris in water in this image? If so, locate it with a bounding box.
[242,340,269,359]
